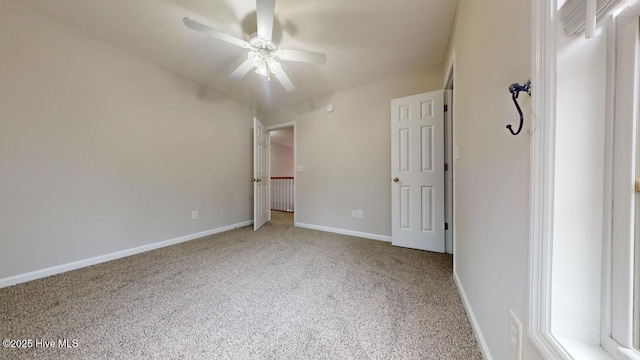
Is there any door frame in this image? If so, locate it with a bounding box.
[267,121,297,225]
[444,52,456,255]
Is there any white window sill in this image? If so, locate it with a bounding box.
[601,337,640,360]
[556,335,640,360]
[618,348,640,360]
[556,335,613,360]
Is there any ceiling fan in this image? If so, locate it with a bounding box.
[183,0,327,92]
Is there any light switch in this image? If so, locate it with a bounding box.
[297,165,304,172]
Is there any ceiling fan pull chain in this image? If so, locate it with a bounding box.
[267,62,271,82]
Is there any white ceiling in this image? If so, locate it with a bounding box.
[21,0,458,111]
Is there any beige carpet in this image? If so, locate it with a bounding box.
[0,212,482,359]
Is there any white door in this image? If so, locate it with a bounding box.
[253,117,270,230]
[391,90,445,252]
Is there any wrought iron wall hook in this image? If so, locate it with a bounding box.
[506,80,531,136]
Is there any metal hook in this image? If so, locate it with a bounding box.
[506,80,531,136]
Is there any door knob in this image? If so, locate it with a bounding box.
[393,177,399,182]
[257,178,262,182]
[636,177,640,193]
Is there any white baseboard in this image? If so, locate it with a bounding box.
[295,222,391,242]
[453,270,493,360]
[0,220,253,289]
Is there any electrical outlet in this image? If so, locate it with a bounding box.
[191,210,199,220]
[351,210,357,218]
[357,210,363,219]
[509,310,523,360]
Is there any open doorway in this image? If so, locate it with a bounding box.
[269,125,295,227]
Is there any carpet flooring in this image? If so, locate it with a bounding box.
[0,212,482,359]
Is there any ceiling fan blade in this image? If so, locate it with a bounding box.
[229,58,255,81]
[278,49,327,65]
[256,0,276,41]
[183,17,251,49]
[273,69,295,92]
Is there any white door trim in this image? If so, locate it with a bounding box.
[444,89,453,255]
[444,55,455,255]
[442,49,457,258]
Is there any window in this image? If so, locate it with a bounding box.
[530,1,640,359]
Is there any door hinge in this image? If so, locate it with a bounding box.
[445,222,449,230]
[444,163,448,171]
[444,105,448,112]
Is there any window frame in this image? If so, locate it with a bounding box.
[528,0,563,357]
[602,4,640,359]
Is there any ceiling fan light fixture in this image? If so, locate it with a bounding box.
[267,58,282,74]
[255,62,268,77]
[248,51,263,67]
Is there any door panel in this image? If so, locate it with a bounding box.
[421,100,433,118]
[391,90,445,252]
[400,186,411,230]
[421,125,434,172]
[421,186,434,232]
[399,129,411,172]
[253,117,269,231]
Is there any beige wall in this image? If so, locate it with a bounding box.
[264,66,443,237]
[270,142,294,177]
[0,1,254,279]
[444,0,541,359]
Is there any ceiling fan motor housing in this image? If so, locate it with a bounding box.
[248,37,281,77]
